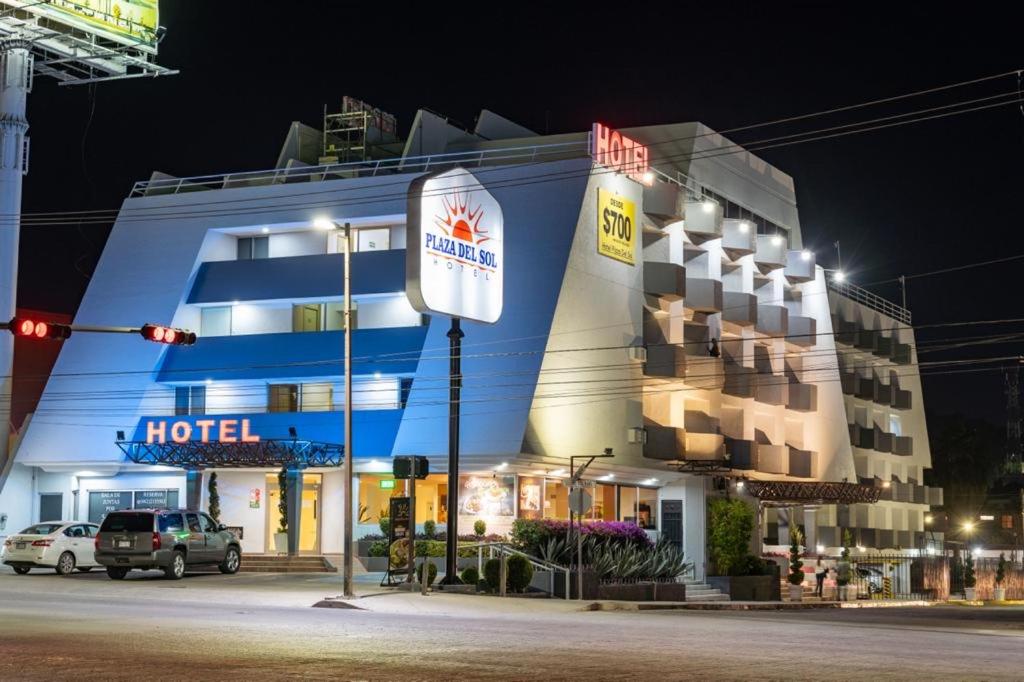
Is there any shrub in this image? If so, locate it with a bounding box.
[474,519,487,537]
[510,518,652,555]
[416,560,438,587]
[424,520,437,538]
[787,527,805,586]
[207,472,220,522]
[379,517,390,537]
[963,552,976,589]
[359,533,385,543]
[367,540,389,557]
[996,553,1007,586]
[483,558,501,592]
[276,467,288,534]
[506,555,534,592]
[707,498,754,576]
[414,539,446,557]
[461,567,480,585]
[736,554,772,577]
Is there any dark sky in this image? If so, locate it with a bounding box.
[15,1,1024,423]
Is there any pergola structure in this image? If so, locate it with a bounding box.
[116,439,344,469]
[744,480,881,507]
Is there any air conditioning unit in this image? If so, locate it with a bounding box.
[627,427,647,444]
[628,346,648,362]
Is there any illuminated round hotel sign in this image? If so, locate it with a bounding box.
[406,167,504,324]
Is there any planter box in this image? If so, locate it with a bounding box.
[707,575,780,601]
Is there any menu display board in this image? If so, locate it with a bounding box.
[459,475,515,517]
[517,476,543,520]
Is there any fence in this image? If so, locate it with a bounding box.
[954,555,1024,600]
[848,553,948,601]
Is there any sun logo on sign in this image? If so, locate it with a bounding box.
[435,191,492,245]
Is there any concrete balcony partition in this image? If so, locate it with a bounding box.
[840,371,856,395]
[643,309,673,346]
[788,448,814,478]
[723,361,756,399]
[726,438,756,469]
[683,200,723,242]
[722,292,757,326]
[896,530,913,548]
[686,432,727,461]
[644,262,687,301]
[684,409,720,434]
[784,250,815,283]
[756,444,788,474]
[721,219,756,258]
[872,335,893,358]
[644,344,687,379]
[854,328,877,351]
[893,386,913,410]
[873,380,893,406]
[855,375,875,400]
[927,486,944,506]
[685,356,725,389]
[754,373,788,406]
[787,382,817,411]
[892,436,913,457]
[643,424,686,461]
[787,315,817,348]
[754,235,787,271]
[849,423,874,449]
[684,277,723,313]
[642,180,683,223]
[756,304,788,336]
[892,342,913,365]
[832,316,857,346]
[873,427,893,453]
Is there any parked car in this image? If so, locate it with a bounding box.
[94,509,241,580]
[2,521,101,575]
[856,565,884,594]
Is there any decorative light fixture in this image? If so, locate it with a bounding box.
[642,171,655,185]
[261,227,270,234]
[771,234,784,247]
[833,271,846,282]
[736,480,745,491]
[314,217,336,231]
[815,544,825,554]
[800,250,812,261]
[701,200,714,213]
[738,221,749,234]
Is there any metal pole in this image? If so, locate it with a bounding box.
[342,222,354,597]
[442,317,464,583]
[577,510,584,600]
[407,466,416,585]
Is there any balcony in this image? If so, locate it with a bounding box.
[643,309,674,346]
[644,262,686,301]
[722,292,757,326]
[784,250,815,283]
[788,448,814,478]
[893,386,913,410]
[873,380,892,406]
[832,316,857,346]
[854,328,877,351]
[787,382,817,411]
[157,326,428,382]
[873,427,893,453]
[685,277,723,313]
[892,435,913,457]
[754,373,788,406]
[787,315,817,348]
[684,356,725,389]
[855,375,875,400]
[756,304,788,336]
[893,342,913,365]
[643,425,725,462]
[723,361,756,399]
[754,235,787,271]
[840,371,856,395]
[872,335,893,358]
[726,438,756,469]
[642,180,683,223]
[927,486,944,506]
[683,200,723,242]
[644,344,687,378]
[756,444,788,474]
[721,219,756,259]
[188,250,405,304]
[849,423,874,449]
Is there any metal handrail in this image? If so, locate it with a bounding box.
[129,141,591,196]
[827,279,911,325]
[460,541,571,599]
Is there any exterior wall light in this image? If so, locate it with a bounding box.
[314,218,336,231]
[833,271,846,282]
[701,200,715,213]
[800,250,812,261]
[771,235,784,247]
[738,221,749,233]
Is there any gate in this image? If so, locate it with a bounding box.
[849,553,948,601]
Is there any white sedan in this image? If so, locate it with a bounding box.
[1,521,101,575]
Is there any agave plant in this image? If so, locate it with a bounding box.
[539,536,568,566]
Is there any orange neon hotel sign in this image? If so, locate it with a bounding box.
[146,418,260,444]
[590,122,651,185]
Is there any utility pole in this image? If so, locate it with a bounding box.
[441,318,464,584]
[343,222,354,597]
[1005,363,1021,475]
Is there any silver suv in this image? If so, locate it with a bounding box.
[95,509,241,580]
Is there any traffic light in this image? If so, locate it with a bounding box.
[140,323,197,346]
[7,317,72,340]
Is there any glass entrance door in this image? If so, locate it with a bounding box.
[265,473,322,555]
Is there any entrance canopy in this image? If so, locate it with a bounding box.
[745,480,880,506]
[117,439,344,469]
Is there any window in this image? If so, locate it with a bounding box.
[174,386,207,416]
[292,304,322,332]
[1003,515,1015,530]
[543,479,568,519]
[268,384,299,413]
[619,486,638,525]
[185,513,201,533]
[300,383,333,412]
[237,236,269,260]
[200,514,219,532]
[292,302,356,332]
[400,377,414,408]
[358,227,390,252]
[201,306,232,337]
[159,513,185,533]
[888,414,902,436]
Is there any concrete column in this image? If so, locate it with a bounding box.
[805,507,819,555]
[286,467,303,556]
[0,42,31,496]
[185,469,203,510]
[778,507,791,547]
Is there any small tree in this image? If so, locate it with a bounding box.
[963,552,976,589]
[707,498,754,576]
[788,527,805,586]
[276,467,288,534]
[207,472,220,522]
[836,529,853,587]
[474,519,487,537]
[996,552,1007,586]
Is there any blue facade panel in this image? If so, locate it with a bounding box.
[132,409,403,457]
[156,327,428,382]
[187,250,406,304]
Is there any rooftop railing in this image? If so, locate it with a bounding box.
[828,278,911,325]
[130,140,591,197]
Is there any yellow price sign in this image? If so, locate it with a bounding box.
[597,189,636,266]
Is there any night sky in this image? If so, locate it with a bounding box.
[15,2,1024,423]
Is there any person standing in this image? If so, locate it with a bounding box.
[815,556,828,598]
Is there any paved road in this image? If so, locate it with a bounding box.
[1,567,1023,680]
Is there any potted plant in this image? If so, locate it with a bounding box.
[963,551,977,601]
[273,467,288,554]
[836,530,854,601]
[994,553,1007,602]
[207,471,220,522]
[787,527,805,601]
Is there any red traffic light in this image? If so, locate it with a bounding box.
[140,323,196,346]
[8,317,71,340]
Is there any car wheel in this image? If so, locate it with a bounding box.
[76,567,92,573]
[55,551,76,576]
[219,547,241,575]
[106,567,129,580]
[12,566,30,575]
[164,551,186,580]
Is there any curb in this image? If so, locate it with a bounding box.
[589,601,843,611]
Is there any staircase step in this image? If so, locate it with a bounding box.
[238,555,332,573]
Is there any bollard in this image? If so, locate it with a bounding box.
[421,559,430,596]
[499,554,507,597]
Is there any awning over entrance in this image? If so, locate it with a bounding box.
[116,439,344,469]
[745,480,881,506]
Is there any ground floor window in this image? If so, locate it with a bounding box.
[358,473,448,527]
[618,486,658,529]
